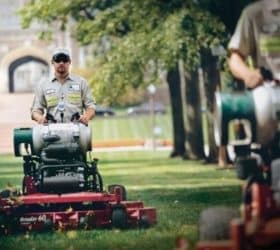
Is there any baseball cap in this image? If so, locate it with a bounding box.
[52,48,71,61]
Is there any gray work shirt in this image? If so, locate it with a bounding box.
[228,0,280,79]
[31,74,96,123]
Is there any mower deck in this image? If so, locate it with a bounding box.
[0,188,156,233]
[0,123,157,234]
[197,183,280,250]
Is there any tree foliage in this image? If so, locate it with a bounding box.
[20,0,226,105]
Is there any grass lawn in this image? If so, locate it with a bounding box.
[91,114,172,141]
[0,151,242,250]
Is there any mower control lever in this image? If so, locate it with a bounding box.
[260,67,274,82]
[46,113,57,123]
[71,112,81,122]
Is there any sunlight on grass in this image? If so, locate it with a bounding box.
[0,151,242,250]
[91,114,172,141]
[127,181,240,190]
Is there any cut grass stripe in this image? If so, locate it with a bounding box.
[0,151,241,250]
[90,114,171,141]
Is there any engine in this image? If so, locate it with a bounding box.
[13,123,102,194]
[214,84,280,147]
[214,83,280,204]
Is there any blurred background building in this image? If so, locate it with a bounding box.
[0,0,89,94]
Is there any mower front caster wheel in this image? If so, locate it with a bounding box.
[199,206,239,240]
[139,215,150,229]
[111,207,128,229]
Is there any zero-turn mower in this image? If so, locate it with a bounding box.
[0,114,156,234]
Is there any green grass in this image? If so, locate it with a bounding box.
[0,151,242,250]
[90,114,172,140]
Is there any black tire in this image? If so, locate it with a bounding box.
[111,207,128,229]
[79,213,95,229]
[0,213,14,235]
[235,156,259,180]
[0,188,20,198]
[0,189,11,198]
[139,215,150,229]
[42,218,53,232]
[199,206,239,240]
[108,184,127,201]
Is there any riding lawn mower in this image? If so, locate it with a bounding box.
[0,113,156,234]
[197,70,280,249]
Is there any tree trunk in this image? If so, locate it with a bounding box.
[185,69,205,160]
[201,49,221,162]
[167,64,187,159]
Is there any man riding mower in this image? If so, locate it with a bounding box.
[197,70,280,250]
[0,113,156,234]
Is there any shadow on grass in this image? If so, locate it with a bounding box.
[98,157,182,167]
[0,185,241,250]
[0,153,241,250]
[0,229,177,250]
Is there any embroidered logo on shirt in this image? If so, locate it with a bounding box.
[46,88,56,95]
[69,84,80,91]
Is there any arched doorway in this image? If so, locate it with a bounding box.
[9,56,49,93]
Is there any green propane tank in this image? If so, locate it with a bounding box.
[14,128,33,156]
[214,84,280,147]
[214,91,255,146]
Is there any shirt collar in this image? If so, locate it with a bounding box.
[51,74,74,82]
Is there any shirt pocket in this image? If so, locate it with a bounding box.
[67,91,82,105]
[260,33,280,56]
[45,89,59,107]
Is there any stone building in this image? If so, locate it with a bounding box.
[0,0,89,94]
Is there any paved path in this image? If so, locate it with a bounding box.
[0,93,34,154]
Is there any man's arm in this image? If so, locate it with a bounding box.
[31,83,47,124]
[79,107,95,125]
[80,77,96,124]
[228,52,263,88]
[227,3,264,89]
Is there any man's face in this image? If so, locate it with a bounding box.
[52,53,71,75]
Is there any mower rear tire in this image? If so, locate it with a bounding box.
[199,206,239,240]
[0,189,12,198]
[0,213,15,235]
[108,184,127,201]
[111,207,128,229]
[235,156,259,180]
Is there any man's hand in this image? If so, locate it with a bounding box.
[79,108,95,125]
[37,116,47,124]
[244,69,263,88]
[79,114,90,125]
[32,111,47,124]
[228,53,264,89]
